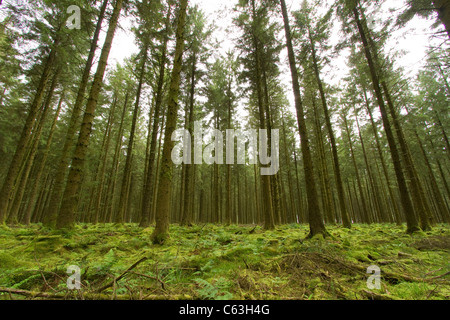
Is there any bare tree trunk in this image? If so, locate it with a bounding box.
[140,6,171,228]
[280,0,327,237]
[181,53,196,226]
[151,0,188,244]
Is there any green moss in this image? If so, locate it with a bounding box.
[0,223,448,300]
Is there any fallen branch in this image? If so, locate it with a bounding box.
[361,289,396,300]
[127,271,166,291]
[0,287,66,299]
[0,287,189,300]
[426,271,450,280]
[95,257,147,293]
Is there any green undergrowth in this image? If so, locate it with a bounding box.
[0,223,449,300]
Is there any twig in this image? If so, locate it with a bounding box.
[95,257,147,293]
[128,271,166,291]
[426,271,450,281]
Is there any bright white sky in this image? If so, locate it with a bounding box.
[107,0,441,117]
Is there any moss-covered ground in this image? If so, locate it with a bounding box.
[0,223,449,300]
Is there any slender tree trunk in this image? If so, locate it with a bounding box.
[117,42,148,223]
[92,96,117,223]
[140,6,171,228]
[225,76,233,226]
[181,52,196,227]
[354,110,386,222]
[21,91,65,225]
[280,0,327,237]
[151,111,166,224]
[44,0,108,227]
[281,114,296,224]
[311,95,334,224]
[7,66,61,224]
[103,92,128,222]
[342,113,370,223]
[250,0,275,230]
[57,0,124,229]
[433,111,450,161]
[381,81,432,230]
[414,130,450,222]
[362,88,402,224]
[293,148,305,223]
[151,0,188,244]
[353,6,419,233]
[0,39,59,222]
[308,28,350,228]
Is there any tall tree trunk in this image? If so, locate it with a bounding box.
[140,6,171,228]
[381,81,432,230]
[103,92,128,222]
[44,0,109,227]
[250,0,275,230]
[7,66,61,224]
[362,87,402,224]
[312,95,335,224]
[354,109,386,222]
[342,113,370,223]
[21,91,65,225]
[308,28,351,228]
[151,0,188,244]
[0,39,59,222]
[181,52,196,226]
[117,42,149,223]
[57,0,124,229]
[225,74,233,226]
[352,6,419,233]
[92,95,117,223]
[280,0,327,237]
[415,130,450,222]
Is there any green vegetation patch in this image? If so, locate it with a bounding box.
[0,223,448,300]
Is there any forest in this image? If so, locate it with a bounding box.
[0,0,449,301]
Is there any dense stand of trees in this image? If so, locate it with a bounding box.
[0,0,448,242]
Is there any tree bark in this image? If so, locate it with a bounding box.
[57,0,124,229]
[117,42,149,223]
[151,0,188,244]
[181,52,196,227]
[140,6,171,228]
[308,28,351,228]
[44,0,109,227]
[352,6,419,233]
[0,39,59,223]
[280,0,327,237]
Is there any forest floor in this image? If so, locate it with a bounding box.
[0,223,449,300]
